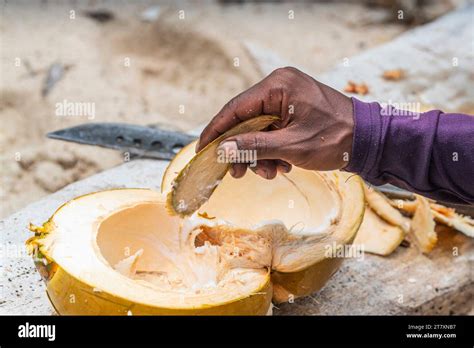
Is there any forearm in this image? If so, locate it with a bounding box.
[345,98,474,204]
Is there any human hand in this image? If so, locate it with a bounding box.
[196,67,354,179]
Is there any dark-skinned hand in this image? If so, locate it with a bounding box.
[196,67,355,179]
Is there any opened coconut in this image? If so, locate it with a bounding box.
[27,116,365,315]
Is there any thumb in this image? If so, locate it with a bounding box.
[217,130,285,161]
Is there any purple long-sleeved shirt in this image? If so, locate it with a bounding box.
[345,98,474,204]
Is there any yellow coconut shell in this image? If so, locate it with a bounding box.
[27,190,272,315]
[45,264,272,315]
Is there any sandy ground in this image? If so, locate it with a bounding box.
[0,0,460,218]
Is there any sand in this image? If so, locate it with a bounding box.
[0,0,458,218]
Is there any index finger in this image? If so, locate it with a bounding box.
[197,78,280,152]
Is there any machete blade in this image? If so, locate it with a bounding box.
[47,123,196,160]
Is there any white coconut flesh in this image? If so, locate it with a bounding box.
[198,169,341,234]
[195,169,356,272]
[37,189,269,309]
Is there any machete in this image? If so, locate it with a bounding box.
[47,122,197,160]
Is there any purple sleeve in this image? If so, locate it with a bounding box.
[345,98,474,204]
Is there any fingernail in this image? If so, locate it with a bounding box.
[195,140,200,152]
[217,141,238,161]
